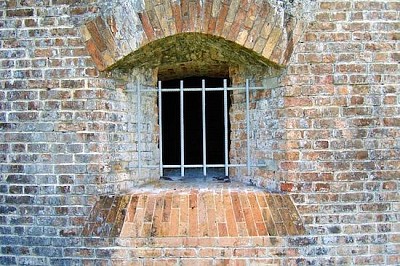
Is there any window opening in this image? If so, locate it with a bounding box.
[160,77,230,181]
[135,78,260,182]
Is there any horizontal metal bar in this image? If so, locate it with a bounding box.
[164,164,221,168]
[134,86,267,93]
[138,164,255,168]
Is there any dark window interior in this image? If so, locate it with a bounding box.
[160,77,231,169]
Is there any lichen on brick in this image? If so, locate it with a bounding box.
[109,33,281,80]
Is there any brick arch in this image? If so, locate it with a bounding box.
[81,0,311,71]
[108,32,282,80]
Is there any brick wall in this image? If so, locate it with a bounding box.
[1,0,399,265]
[0,1,158,264]
[281,1,399,264]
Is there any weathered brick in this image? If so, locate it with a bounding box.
[6,9,34,17]
[6,175,33,184]
[0,0,399,265]
[0,256,17,265]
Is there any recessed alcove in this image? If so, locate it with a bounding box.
[109,32,283,188]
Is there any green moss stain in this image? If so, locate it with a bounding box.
[108,33,282,77]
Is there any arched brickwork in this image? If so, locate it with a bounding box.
[81,0,315,71]
[78,0,318,189]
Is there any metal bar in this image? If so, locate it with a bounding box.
[163,164,248,168]
[202,79,207,177]
[138,86,267,93]
[137,80,141,177]
[245,79,250,175]
[180,80,185,177]
[141,164,252,168]
[158,81,163,177]
[223,79,229,177]
[165,165,207,168]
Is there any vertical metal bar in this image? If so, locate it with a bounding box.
[180,80,185,177]
[158,81,163,177]
[245,79,250,175]
[223,79,229,177]
[202,79,207,177]
[137,80,141,177]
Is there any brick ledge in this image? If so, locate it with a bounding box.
[82,190,305,238]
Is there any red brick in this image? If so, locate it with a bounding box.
[147,10,164,38]
[171,2,183,33]
[227,7,246,41]
[200,0,211,32]
[336,172,369,181]
[225,207,238,237]
[189,1,199,32]
[85,20,107,52]
[143,195,156,222]
[231,192,244,223]
[152,259,179,266]
[315,183,330,192]
[151,237,183,248]
[233,247,265,257]
[320,1,351,10]
[188,191,199,236]
[179,194,189,236]
[180,0,189,32]
[180,258,214,266]
[164,248,196,257]
[383,118,400,127]
[85,40,105,71]
[130,248,162,258]
[93,16,115,52]
[351,118,378,127]
[217,223,228,237]
[162,193,172,222]
[284,97,313,107]
[383,181,397,190]
[281,182,294,192]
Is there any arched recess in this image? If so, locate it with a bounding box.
[109,32,281,79]
[99,32,285,186]
[81,0,315,71]
[80,0,316,189]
